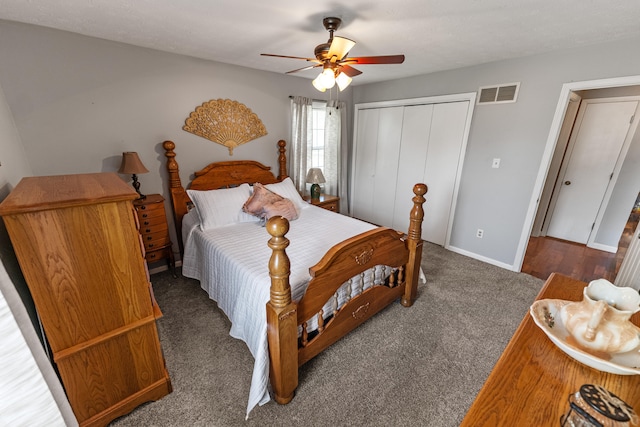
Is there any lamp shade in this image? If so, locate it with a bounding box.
[305,168,326,184]
[117,152,149,175]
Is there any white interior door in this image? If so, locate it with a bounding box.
[421,101,470,245]
[546,99,639,244]
[351,108,379,222]
[392,104,432,236]
[351,107,403,226]
[370,107,403,226]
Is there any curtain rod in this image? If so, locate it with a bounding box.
[288,95,327,103]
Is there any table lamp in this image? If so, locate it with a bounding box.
[306,168,326,201]
[118,151,149,199]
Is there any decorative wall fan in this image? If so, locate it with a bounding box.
[261,17,405,92]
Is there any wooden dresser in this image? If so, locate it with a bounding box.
[303,193,340,212]
[460,273,640,426]
[134,194,175,276]
[0,173,172,427]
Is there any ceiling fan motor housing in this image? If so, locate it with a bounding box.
[322,17,342,33]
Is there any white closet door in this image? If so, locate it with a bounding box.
[351,108,379,222]
[422,101,470,245]
[392,104,433,234]
[369,107,404,226]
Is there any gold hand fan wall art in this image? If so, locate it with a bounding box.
[183,99,267,155]
[261,17,405,92]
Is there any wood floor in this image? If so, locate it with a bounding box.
[522,209,639,283]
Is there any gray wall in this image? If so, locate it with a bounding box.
[2,19,640,270]
[0,20,354,258]
[353,36,640,267]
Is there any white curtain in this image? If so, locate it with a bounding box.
[325,99,348,214]
[289,96,313,194]
[290,96,347,213]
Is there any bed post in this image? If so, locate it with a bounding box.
[265,216,298,404]
[163,140,191,255]
[402,183,428,307]
[277,139,288,181]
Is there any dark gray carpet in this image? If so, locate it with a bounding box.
[111,242,543,427]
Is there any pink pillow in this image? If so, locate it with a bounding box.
[243,183,283,217]
[243,183,300,222]
[263,198,299,221]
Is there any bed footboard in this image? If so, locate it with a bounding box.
[266,183,427,405]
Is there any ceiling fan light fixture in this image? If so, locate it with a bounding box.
[312,74,327,92]
[336,72,352,91]
[318,68,336,89]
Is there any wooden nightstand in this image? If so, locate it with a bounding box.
[134,194,176,277]
[304,194,340,212]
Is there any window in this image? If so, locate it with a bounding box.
[310,101,326,170]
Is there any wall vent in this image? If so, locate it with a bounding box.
[477,82,520,104]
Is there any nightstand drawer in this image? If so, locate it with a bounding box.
[303,194,340,213]
[133,194,176,276]
[142,230,170,251]
[140,220,168,235]
[136,206,165,220]
[321,201,338,212]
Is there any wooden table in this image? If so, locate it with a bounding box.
[460,273,640,426]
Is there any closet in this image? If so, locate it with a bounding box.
[0,173,171,426]
[351,94,475,246]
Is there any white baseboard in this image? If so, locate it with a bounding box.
[446,245,517,271]
[587,242,617,254]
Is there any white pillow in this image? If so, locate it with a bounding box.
[265,177,307,210]
[187,183,257,230]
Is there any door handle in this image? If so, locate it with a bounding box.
[564,181,571,185]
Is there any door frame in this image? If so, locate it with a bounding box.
[544,96,640,249]
[515,75,640,271]
[351,92,476,249]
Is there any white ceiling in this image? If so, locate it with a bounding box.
[2,0,640,86]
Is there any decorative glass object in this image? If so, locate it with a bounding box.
[560,384,637,427]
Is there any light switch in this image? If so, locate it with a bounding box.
[492,158,500,168]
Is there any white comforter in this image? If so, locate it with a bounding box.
[181,205,380,416]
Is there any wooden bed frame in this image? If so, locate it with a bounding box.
[162,139,427,405]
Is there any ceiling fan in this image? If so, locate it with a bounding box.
[261,17,405,91]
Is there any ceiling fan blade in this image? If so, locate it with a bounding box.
[327,36,356,61]
[339,64,363,77]
[261,53,319,62]
[286,63,323,74]
[342,54,405,65]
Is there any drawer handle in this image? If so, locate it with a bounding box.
[149,243,154,248]
[145,228,151,233]
[140,205,147,210]
[142,213,148,218]
[144,221,150,225]
[147,236,152,240]
[150,253,157,259]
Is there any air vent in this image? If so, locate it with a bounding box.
[477,83,520,104]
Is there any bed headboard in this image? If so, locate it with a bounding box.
[162,139,288,254]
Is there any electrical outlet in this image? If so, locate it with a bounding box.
[476,229,484,238]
